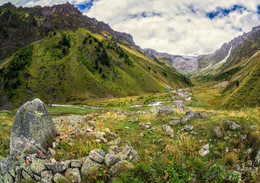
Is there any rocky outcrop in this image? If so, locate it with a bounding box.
[0,99,139,182]
[223,121,241,131]
[181,111,203,124]
[10,98,57,156]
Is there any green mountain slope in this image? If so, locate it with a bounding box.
[0,28,192,109]
[220,52,260,109]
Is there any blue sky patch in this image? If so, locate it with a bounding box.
[206,5,246,19]
[75,0,95,12]
[257,4,260,14]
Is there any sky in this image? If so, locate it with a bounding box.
[1,0,260,56]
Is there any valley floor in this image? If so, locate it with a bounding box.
[0,87,259,182]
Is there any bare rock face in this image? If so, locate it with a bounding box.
[10,98,57,156]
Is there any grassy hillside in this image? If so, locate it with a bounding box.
[220,53,260,109]
[0,29,192,109]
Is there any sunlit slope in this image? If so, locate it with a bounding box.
[0,29,192,109]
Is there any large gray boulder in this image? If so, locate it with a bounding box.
[181,111,202,124]
[10,98,57,156]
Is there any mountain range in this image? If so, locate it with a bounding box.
[145,25,260,109]
[0,2,192,110]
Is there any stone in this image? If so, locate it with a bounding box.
[71,160,82,168]
[250,125,256,129]
[170,120,180,126]
[255,150,260,165]
[89,149,105,164]
[34,174,41,181]
[108,146,120,154]
[81,157,102,176]
[0,157,14,172]
[54,173,68,183]
[105,154,120,167]
[4,173,14,183]
[64,168,81,183]
[181,111,202,124]
[200,144,209,156]
[48,148,56,156]
[22,170,33,182]
[108,138,121,145]
[45,161,69,173]
[86,121,96,128]
[213,126,223,138]
[184,125,194,131]
[223,121,241,131]
[37,149,47,159]
[41,170,53,183]
[105,128,111,133]
[244,148,253,155]
[95,132,106,139]
[10,98,57,156]
[109,160,133,176]
[163,125,174,136]
[226,170,241,182]
[30,159,46,175]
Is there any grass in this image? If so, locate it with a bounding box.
[0,110,15,158]
[0,90,259,182]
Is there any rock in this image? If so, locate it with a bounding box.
[226,170,241,182]
[30,159,46,175]
[100,137,108,143]
[223,121,241,131]
[200,144,209,156]
[34,174,41,181]
[86,121,96,128]
[89,149,105,164]
[54,173,68,183]
[0,157,14,172]
[45,161,69,173]
[105,154,120,167]
[64,168,81,183]
[184,125,194,131]
[37,149,47,159]
[81,157,102,176]
[95,139,101,143]
[48,148,56,156]
[10,98,57,156]
[71,160,82,168]
[41,170,53,183]
[108,138,121,145]
[109,160,133,176]
[213,126,223,138]
[255,150,260,165]
[168,120,180,126]
[181,111,202,124]
[250,125,256,129]
[163,125,174,136]
[108,146,120,154]
[22,170,33,182]
[4,173,14,183]
[95,132,106,139]
[244,148,253,155]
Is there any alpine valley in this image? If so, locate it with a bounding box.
[0,2,259,183]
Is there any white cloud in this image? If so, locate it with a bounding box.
[1,0,260,55]
[85,0,260,55]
